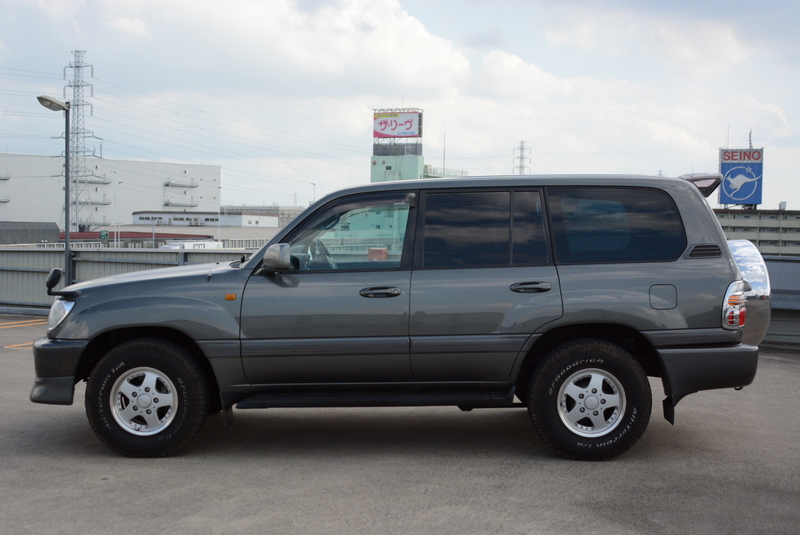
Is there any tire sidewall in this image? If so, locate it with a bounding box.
[529,341,651,460]
[86,340,208,457]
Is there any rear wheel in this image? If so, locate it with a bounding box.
[85,339,209,457]
[528,339,651,460]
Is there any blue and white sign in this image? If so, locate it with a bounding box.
[719,148,764,205]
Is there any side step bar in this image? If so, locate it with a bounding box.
[235,388,517,410]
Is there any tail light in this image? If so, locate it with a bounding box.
[722,280,747,329]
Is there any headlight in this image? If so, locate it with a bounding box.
[48,298,75,331]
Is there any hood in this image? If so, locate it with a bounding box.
[65,261,240,292]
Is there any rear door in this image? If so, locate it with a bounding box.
[409,189,563,381]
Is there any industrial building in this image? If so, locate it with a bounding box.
[715,207,800,257]
[0,153,221,230]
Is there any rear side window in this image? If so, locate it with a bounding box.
[420,190,548,268]
[547,187,685,264]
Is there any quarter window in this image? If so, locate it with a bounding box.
[547,187,686,263]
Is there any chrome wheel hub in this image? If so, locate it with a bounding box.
[557,368,626,438]
[110,367,177,436]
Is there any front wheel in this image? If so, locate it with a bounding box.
[528,339,651,460]
[85,339,210,457]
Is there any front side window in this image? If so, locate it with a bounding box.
[286,193,414,271]
[547,187,686,264]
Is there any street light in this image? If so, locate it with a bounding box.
[114,176,123,248]
[37,95,73,286]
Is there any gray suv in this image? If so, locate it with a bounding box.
[31,174,770,460]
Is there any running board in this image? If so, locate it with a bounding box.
[236,388,516,410]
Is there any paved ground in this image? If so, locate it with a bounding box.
[1,314,798,535]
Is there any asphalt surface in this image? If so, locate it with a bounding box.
[1,314,798,535]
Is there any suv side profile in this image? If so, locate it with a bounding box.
[31,174,770,460]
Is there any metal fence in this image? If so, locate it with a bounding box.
[1,248,798,344]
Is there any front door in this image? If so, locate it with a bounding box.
[240,191,416,385]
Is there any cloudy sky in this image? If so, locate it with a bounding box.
[1,0,798,208]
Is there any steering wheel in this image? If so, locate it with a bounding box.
[309,238,336,270]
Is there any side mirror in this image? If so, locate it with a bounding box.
[45,268,63,293]
[45,267,80,297]
[261,243,291,272]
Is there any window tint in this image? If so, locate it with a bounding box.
[513,191,548,265]
[287,193,413,271]
[421,190,548,268]
[423,192,510,267]
[547,187,686,263]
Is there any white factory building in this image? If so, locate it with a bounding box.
[0,153,221,230]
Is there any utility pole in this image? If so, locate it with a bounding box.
[513,141,531,175]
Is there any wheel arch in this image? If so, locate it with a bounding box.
[75,327,220,405]
[516,323,661,394]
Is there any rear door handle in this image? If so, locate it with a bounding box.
[360,286,402,298]
[510,282,552,293]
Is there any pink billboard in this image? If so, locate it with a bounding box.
[373,111,422,138]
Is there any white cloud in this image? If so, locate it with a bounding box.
[544,7,751,75]
[31,0,86,19]
[104,17,150,37]
[123,0,472,97]
[477,51,572,102]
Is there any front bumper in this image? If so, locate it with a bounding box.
[30,338,89,405]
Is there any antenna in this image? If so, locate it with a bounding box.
[513,141,531,175]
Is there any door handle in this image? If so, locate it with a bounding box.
[360,286,402,298]
[510,282,552,293]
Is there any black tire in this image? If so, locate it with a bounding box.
[528,339,651,460]
[85,339,210,457]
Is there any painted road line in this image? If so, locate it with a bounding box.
[0,320,48,329]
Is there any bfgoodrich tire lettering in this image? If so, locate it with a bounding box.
[528,339,652,460]
[85,339,209,457]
